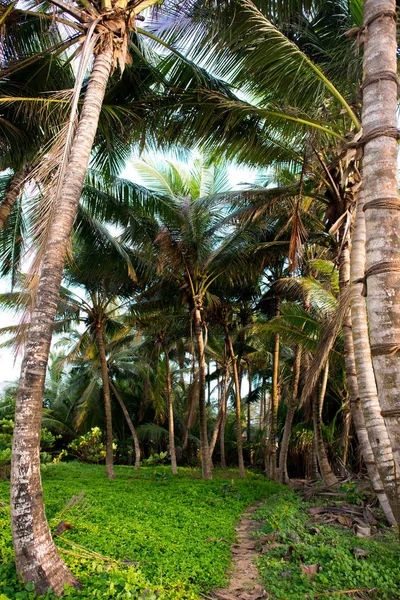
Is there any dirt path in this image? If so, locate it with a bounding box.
[209,502,267,600]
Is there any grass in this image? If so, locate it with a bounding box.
[0,462,281,600]
[255,490,400,600]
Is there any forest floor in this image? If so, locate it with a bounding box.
[1,464,400,600]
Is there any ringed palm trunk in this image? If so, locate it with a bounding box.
[194,306,212,479]
[312,362,338,487]
[350,188,399,522]
[341,229,395,523]
[163,342,178,475]
[0,168,25,229]
[95,324,116,480]
[279,345,301,484]
[10,46,113,594]
[362,0,400,492]
[225,327,245,477]
[110,381,141,471]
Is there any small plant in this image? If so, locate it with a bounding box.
[66,427,117,463]
[142,451,168,466]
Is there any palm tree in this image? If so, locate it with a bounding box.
[360,0,400,505]
[130,156,249,478]
[5,1,171,590]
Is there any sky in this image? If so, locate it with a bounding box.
[0,162,257,389]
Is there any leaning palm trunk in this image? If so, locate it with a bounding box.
[163,343,178,475]
[193,305,212,479]
[110,381,141,471]
[0,168,25,230]
[279,345,301,484]
[341,230,395,522]
[10,46,113,594]
[312,362,338,487]
[95,324,116,480]
[350,188,399,522]
[362,0,400,486]
[225,328,245,477]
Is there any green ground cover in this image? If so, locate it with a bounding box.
[255,490,400,600]
[0,463,280,600]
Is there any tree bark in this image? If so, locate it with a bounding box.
[194,306,212,479]
[340,225,395,522]
[350,187,399,523]
[95,324,115,480]
[10,47,113,594]
[279,345,301,484]
[269,330,280,480]
[110,381,141,471]
[220,358,228,468]
[312,362,338,487]
[0,169,25,230]
[163,342,177,474]
[225,328,245,476]
[362,0,400,495]
[210,378,233,457]
[247,364,251,444]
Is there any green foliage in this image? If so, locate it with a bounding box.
[65,428,114,464]
[0,463,280,599]
[141,451,168,466]
[255,491,400,600]
[0,420,58,478]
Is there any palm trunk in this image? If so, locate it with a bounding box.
[339,228,395,522]
[269,330,280,480]
[110,381,141,471]
[0,169,25,229]
[247,364,251,444]
[194,306,212,479]
[220,359,228,468]
[10,47,113,594]
[210,379,233,457]
[362,0,400,494]
[279,345,301,484]
[350,188,399,522]
[163,342,177,475]
[95,324,115,480]
[312,362,338,487]
[225,328,245,477]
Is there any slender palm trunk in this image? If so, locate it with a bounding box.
[362,0,400,486]
[350,188,399,522]
[210,379,233,457]
[220,360,228,468]
[225,328,245,476]
[269,330,280,480]
[279,345,301,484]
[163,343,177,475]
[247,365,251,444]
[312,362,338,487]
[95,325,115,480]
[194,307,212,479]
[110,381,141,471]
[10,47,113,594]
[0,169,25,229]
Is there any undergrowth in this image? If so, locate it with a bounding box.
[0,462,280,599]
[255,490,400,600]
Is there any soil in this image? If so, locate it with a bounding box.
[209,502,268,600]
